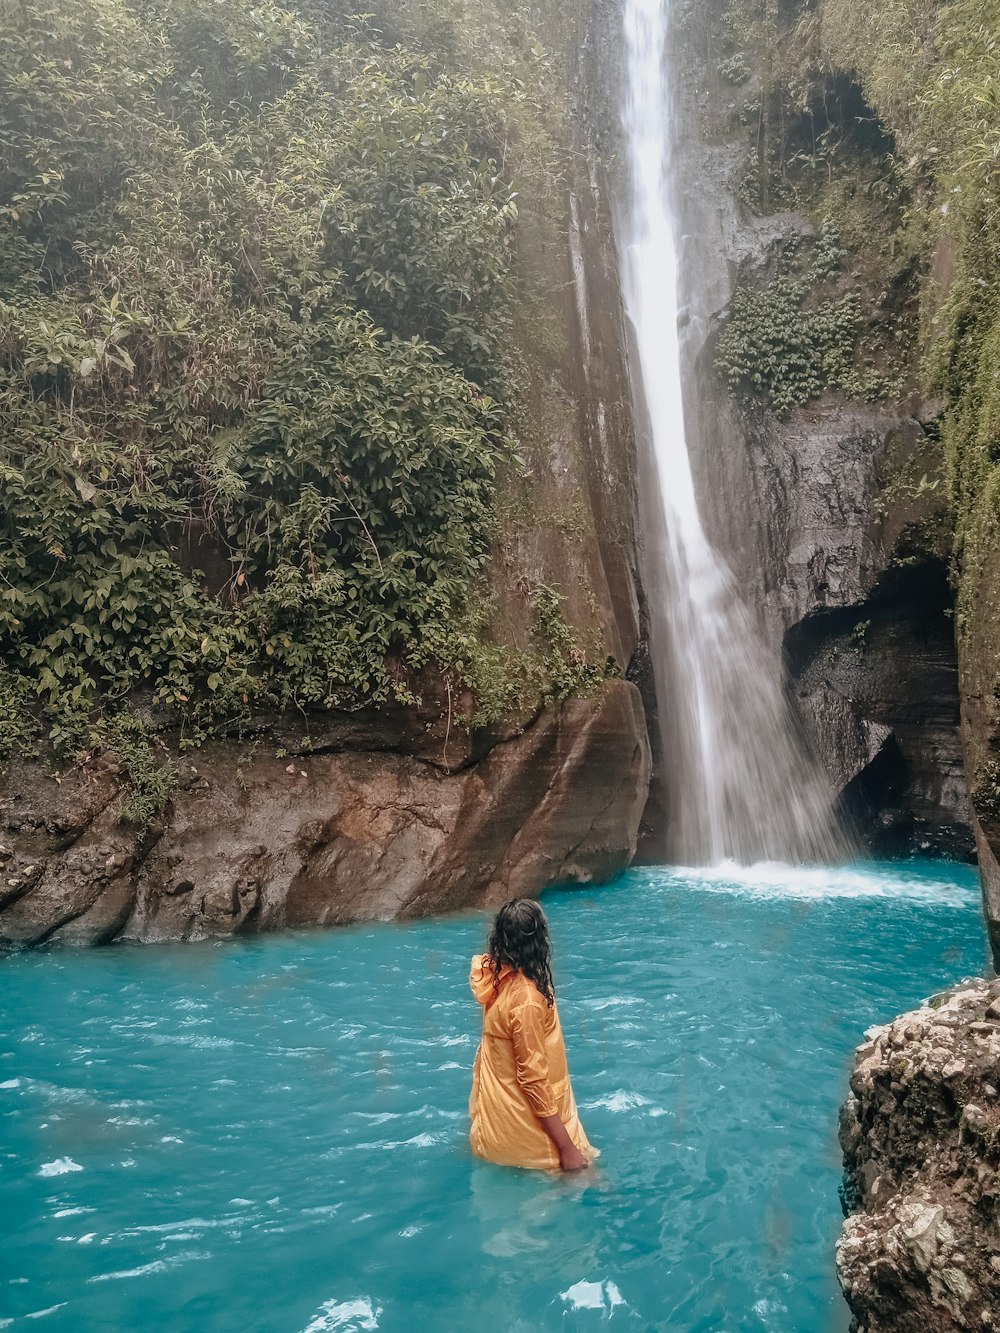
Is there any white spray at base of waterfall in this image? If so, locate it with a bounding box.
[618,0,845,864]
[656,862,977,905]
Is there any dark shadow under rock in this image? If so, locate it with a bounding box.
[786,558,973,860]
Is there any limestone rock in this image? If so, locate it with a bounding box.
[837,979,1000,1331]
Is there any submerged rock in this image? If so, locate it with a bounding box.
[837,979,1000,1330]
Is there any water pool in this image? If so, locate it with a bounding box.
[0,861,989,1332]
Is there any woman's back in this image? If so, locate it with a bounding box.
[469,949,596,1171]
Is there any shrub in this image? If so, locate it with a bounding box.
[715,218,889,416]
[0,0,530,765]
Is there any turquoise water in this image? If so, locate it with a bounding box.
[0,861,989,1332]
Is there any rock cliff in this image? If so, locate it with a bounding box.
[0,0,652,945]
[0,681,648,944]
[838,978,1000,1332]
[587,0,974,860]
[681,34,971,859]
[788,0,1000,962]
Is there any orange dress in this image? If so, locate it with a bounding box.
[468,953,598,1171]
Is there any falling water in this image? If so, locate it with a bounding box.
[618,0,845,863]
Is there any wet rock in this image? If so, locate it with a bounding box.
[680,194,971,859]
[788,560,972,860]
[0,681,650,945]
[837,978,1000,1330]
[588,0,971,858]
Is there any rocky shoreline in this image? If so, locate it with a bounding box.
[838,977,1000,1331]
[0,680,649,945]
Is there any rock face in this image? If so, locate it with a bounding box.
[0,66,654,946]
[954,524,1000,960]
[838,979,1000,1331]
[671,94,971,857]
[788,559,973,859]
[0,680,649,944]
[588,0,972,858]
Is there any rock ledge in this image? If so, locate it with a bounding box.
[0,680,650,946]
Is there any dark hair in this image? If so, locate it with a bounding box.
[486,898,555,1006]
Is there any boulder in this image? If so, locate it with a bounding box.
[838,979,1000,1331]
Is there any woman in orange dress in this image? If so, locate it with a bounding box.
[469,898,598,1172]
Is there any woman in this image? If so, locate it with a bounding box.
[469,898,598,1172]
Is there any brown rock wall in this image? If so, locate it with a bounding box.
[0,680,650,945]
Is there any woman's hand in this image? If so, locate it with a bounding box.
[558,1142,590,1172]
[540,1113,591,1172]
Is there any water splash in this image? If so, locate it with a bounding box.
[617,0,844,863]
[652,862,979,906]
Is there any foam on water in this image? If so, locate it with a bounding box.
[660,861,981,904]
[302,1299,383,1333]
[37,1160,83,1179]
[560,1279,626,1313]
[0,862,988,1331]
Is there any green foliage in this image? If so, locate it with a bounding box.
[0,667,35,762]
[720,50,750,85]
[819,0,1000,650]
[0,0,562,753]
[529,585,606,705]
[718,0,922,413]
[811,216,848,281]
[409,582,607,730]
[737,148,763,210]
[92,716,178,826]
[716,279,860,415]
[775,0,1000,814]
[821,0,1000,178]
[715,220,884,415]
[930,228,1000,623]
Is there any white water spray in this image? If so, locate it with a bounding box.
[618,0,844,863]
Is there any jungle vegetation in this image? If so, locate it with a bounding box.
[715,0,1000,622]
[0,0,590,776]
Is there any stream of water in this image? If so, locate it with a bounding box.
[617,0,843,863]
[1,861,987,1332]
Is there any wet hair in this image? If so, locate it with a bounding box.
[486,898,555,1006]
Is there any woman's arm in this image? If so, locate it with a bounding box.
[510,1000,590,1172]
[538,1114,590,1171]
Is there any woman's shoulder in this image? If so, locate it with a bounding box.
[469,954,495,1005]
[506,972,548,1009]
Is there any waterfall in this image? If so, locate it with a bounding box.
[617,0,845,864]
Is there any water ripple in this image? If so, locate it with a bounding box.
[0,860,987,1332]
